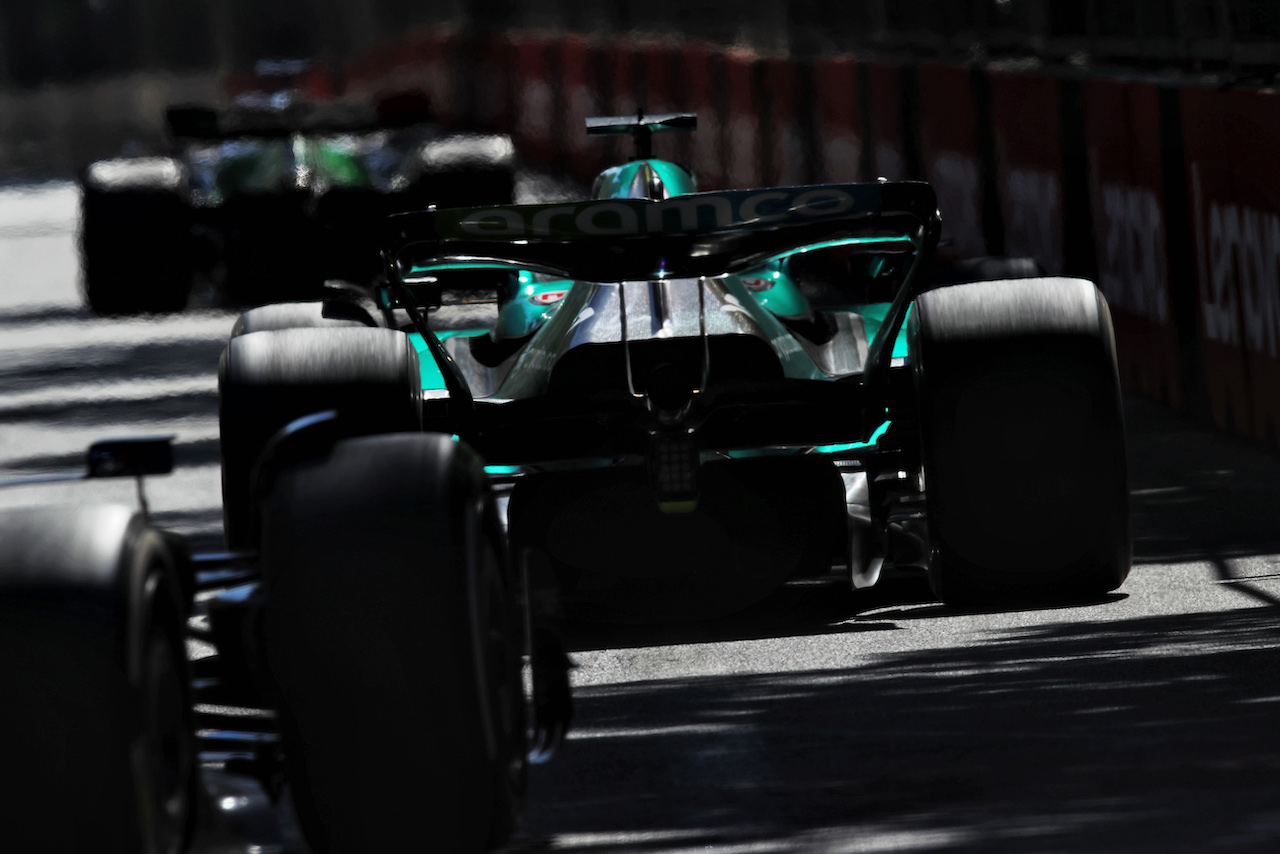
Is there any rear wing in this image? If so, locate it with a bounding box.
[381,181,940,410]
[384,181,939,286]
[587,111,697,159]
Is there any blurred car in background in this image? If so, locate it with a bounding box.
[78,63,516,314]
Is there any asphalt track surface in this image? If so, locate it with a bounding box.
[3,179,1280,853]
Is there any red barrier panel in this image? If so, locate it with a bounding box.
[341,29,458,124]
[639,41,688,165]
[604,41,640,165]
[512,35,555,166]
[724,50,762,189]
[989,71,1066,273]
[470,33,514,135]
[558,35,606,181]
[867,62,906,181]
[417,31,457,128]
[916,62,984,259]
[765,58,806,187]
[1223,89,1280,443]
[1184,86,1280,442]
[1182,85,1253,436]
[684,43,725,190]
[812,58,862,184]
[1084,79,1182,409]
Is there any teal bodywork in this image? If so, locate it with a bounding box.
[420,157,916,462]
[591,159,697,198]
[485,157,908,350]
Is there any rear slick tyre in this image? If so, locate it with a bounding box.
[217,327,422,549]
[259,433,524,853]
[910,277,1131,604]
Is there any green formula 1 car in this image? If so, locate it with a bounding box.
[203,112,1130,850]
[0,113,1130,852]
[78,80,515,314]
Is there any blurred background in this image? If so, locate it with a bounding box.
[3,0,1280,445]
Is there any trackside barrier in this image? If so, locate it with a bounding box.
[812,57,863,184]
[1183,85,1280,443]
[349,39,424,104]
[417,31,458,129]
[513,35,556,167]
[639,42,687,166]
[765,57,807,187]
[1181,85,1254,437]
[724,50,762,190]
[1227,88,1280,446]
[916,62,985,259]
[683,42,725,190]
[1084,79,1183,410]
[604,41,640,166]
[989,69,1066,274]
[556,35,606,181]
[866,62,908,181]
[469,33,515,135]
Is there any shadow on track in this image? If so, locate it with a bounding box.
[0,303,91,327]
[1127,396,1280,563]
[0,336,226,395]
[559,574,926,653]
[518,606,1280,854]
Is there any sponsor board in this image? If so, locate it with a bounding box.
[917,63,985,258]
[514,37,555,164]
[813,58,862,184]
[1182,86,1251,434]
[868,63,907,181]
[990,71,1065,273]
[767,58,807,187]
[684,43,724,189]
[1084,79,1182,407]
[726,52,762,189]
[1096,183,1169,324]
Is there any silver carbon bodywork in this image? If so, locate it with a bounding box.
[445,275,871,402]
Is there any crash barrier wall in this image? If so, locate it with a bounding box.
[339,27,1280,447]
[916,63,984,260]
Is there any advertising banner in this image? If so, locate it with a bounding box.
[812,57,862,183]
[916,62,985,258]
[724,50,762,189]
[512,35,555,165]
[989,70,1065,273]
[867,62,907,182]
[1182,85,1254,436]
[1223,87,1280,444]
[765,57,807,187]
[682,43,725,190]
[1084,79,1183,409]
